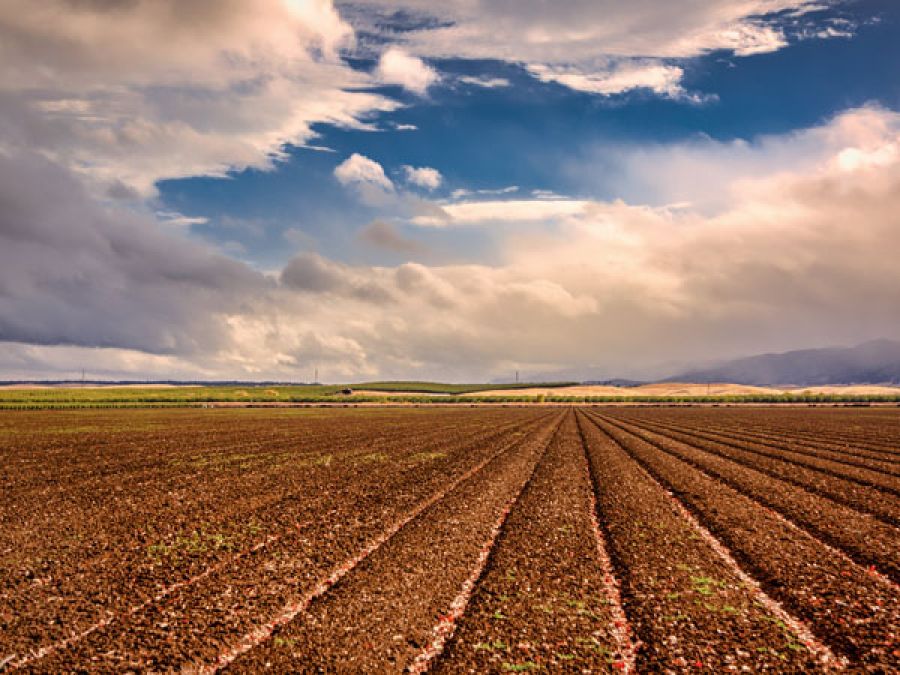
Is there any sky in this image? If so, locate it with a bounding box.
[1,0,899,382]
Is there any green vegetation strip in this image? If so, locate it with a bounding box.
[1,388,900,410]
[0,381,575,405]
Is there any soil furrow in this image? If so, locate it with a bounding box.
[600,413,900,526]
[4,406,900,672]
[577,412,826,672]
[621,409,900,459]
[597,413,900,585]
[215,413,564,672]
[588,412,900,671]
[617,413,900,476]
[430,412,632,673]
[619,415,900,489]
[4,411,550,668]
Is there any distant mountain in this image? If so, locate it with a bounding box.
[582,379,646,388]
[670,339,900,386]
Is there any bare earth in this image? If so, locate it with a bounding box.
[352,390,451,397]
[469,382,900,397]
[2,407,897,671]
[0,383,201,390]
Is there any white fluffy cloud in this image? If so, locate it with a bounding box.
[576,105,900,213]
[413,199,591,226]
[375,47,439,95]
[528,62,687,98]
[458,75,511,88]
[403,165,443,190]
[0,1,894,382]
[8,106,898,382]
[276,106,900,380]
[335,153,395,191]
[0,0,398,198]
[349,0,840,96]
[333,153,400,208]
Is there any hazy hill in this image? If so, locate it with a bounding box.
[670,339,900,386]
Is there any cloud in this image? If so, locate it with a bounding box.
[375,47,439,95]
[335,154,450,216]
[348,1,838,97]
[0,149,267,356]
[281,252,396,303]
[527,62,686,97]
[0,0,399,198]
[451,186,519,199]
[0,343,219,382]
[255,106,900,381]
[358,220,428,255]
[0,1,892,384]
[576,105,900,213]
[413,198,591,226]
[458,75,511,88]
[155,211,210,228]
[334,153,399,206]
[402,165,443,190]
[334,153,395,191]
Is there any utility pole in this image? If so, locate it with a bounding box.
[81,368,85,388]
[314,367,318,384]
[515,370,519,383]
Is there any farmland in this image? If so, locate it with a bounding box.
[0,382,580,409]
[3,382,900,409]
[1,407,898,672]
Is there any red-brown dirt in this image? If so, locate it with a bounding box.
[1,406,897,673]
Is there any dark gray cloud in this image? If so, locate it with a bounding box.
[358,219,428,255]
[0,150,268,355]
[281,252,396,304]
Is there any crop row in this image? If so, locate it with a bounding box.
[2,407,898,672]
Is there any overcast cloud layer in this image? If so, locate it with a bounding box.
[1,0,897,381]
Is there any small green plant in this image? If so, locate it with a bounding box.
[407,451,446,463]
[475,639,509,652]
[691,575,725,597]
[358,452,388,464]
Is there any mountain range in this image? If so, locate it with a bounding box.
[668,339,900,386]
[514,340,900,387]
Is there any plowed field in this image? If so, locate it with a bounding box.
[1,407,897,673]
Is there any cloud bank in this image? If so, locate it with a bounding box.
[346,0,843,96]
[4,105,900,381]
[0,1,894,383]
[376,47,439,94]
[0,0,398,198]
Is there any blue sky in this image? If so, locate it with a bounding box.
[157,0,899,270]
[1,0,899,380]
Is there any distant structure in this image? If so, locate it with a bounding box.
[341,388,353,395]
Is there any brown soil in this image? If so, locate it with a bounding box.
[578,413,823,672]
[601,414,900,585]
[585,411,899,671]
[1,406,898,672]
[432,414,627,673]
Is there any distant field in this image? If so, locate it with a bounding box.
[1,381,900,408]
[0,382,580,408]
[474,382,900,398]
[1,406,897,671]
